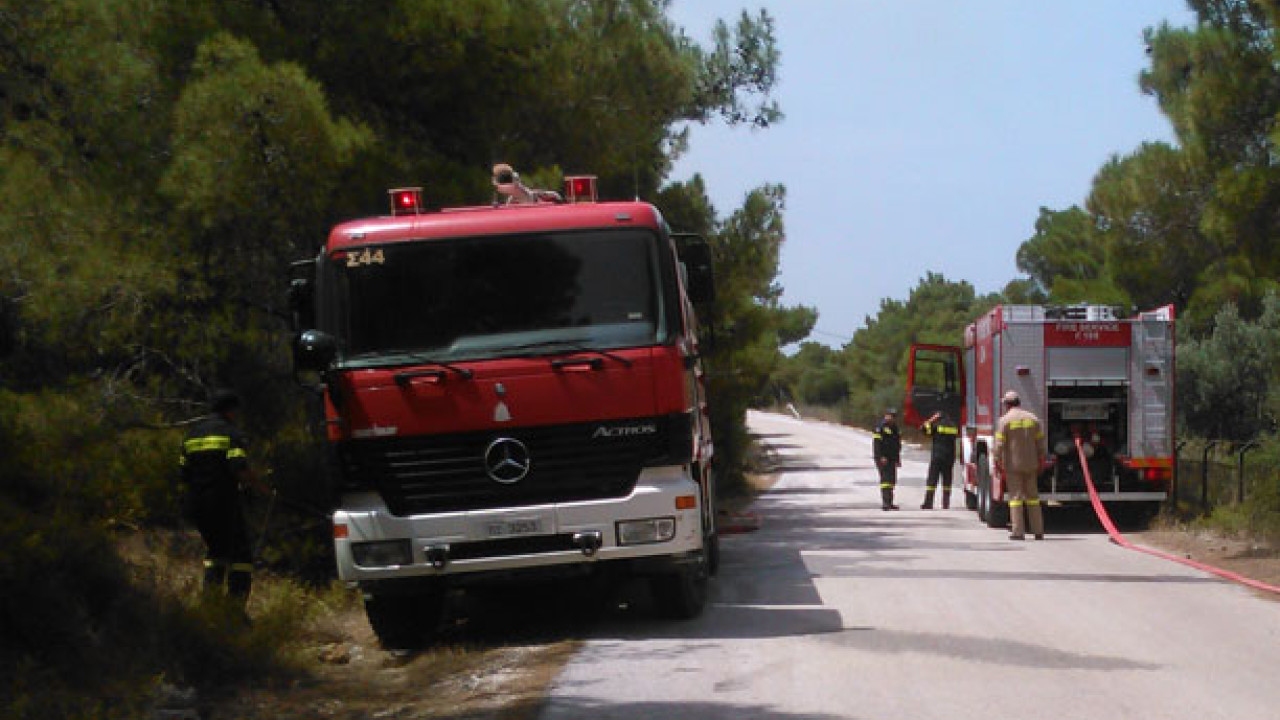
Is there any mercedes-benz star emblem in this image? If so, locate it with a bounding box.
[484,437,531,484]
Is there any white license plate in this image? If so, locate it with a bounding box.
[486,518,543,538]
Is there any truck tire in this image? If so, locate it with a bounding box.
[984,474,1008,530]
[651,553,708,620]
[364,587,445,650]
[976,456,991,522]
[976,452,1009,528]
[702,465,720,577]
[986,492,1009,529]
[705,531,721,577]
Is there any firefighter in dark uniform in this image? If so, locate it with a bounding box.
[179,390,259,604]
[920,410,959,509]
[873,408,902,510]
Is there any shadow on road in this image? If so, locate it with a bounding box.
[540,697,853,720]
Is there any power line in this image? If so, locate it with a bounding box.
[809,328,854,342]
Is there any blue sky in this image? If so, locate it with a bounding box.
[666,1,1197,347]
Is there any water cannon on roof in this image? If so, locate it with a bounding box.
[492,163,563,205]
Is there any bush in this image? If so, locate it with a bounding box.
[0,501,327,720]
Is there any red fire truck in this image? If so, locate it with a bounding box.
[289,165,717,647]
[904,304,1175,528]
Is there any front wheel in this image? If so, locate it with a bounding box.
[977,457,991,522]
[364,585,446,650]
[651,555,708,620]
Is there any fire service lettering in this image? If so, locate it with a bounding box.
[593,424,658,439]
[1045,322,1128,347]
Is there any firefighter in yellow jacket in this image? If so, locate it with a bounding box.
[992,390,1045,540]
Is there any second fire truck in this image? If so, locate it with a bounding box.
[904,304,1175,527]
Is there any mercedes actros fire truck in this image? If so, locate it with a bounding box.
[289,165,717,647]
[904,304,1175,528]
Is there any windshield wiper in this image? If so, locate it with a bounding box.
[353,349,475,379]
[503,340,633,368]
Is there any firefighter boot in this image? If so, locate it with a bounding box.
[881,486,898,511]
[920,486,935,510]
[202,559,227,596]
[1027,499,1045,540]
[942,487,951,509]
[1008,500,1026,540]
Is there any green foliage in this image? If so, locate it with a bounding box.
[1015,206,1111,301]
[1177,296,1280,443]
[662,181,807,488]
[774,343,848,406]
[842,274,998,425]
[1122,3,1280,327]
[689,8,784,129]
[0,0,787,713]
[1087,142,1211,312]
[775,274,997,429]
[1006,4,1280,332]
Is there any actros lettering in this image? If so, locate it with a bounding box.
[593,424,658,439]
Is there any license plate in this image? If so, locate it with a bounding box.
[1061,402,1109,420]
[486,518,543,538]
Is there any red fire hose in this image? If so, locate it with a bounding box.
[1074,435,1280,595]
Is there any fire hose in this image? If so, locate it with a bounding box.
[1074,434,1280,596]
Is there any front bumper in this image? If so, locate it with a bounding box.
[332,464,703,584]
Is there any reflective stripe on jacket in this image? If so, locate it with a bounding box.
[180,415,249,489]
[923,419,959,461]
[873,421,901,462]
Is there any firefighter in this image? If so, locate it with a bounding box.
[992,390,1045,540]
[179,389,263,605]
[920,410,959,509]
[873,407,902,510]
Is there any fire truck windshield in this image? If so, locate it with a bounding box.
[328,229,665,364]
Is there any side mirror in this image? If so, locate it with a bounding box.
[293,330,338,372]
[288,278,315,331]
[674,235,716,306]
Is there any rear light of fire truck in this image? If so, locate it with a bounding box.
[1143,467,1172,484]
[564,175,598,203]
[389,187,424,216]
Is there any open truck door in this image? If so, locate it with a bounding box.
[904,344,965,427]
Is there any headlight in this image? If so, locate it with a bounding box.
[1054,440,1073,456]
[1081,442,1095,459]
[616,517,676,546]
[351,540,412,567]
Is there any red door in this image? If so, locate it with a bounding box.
[904,344,966,427]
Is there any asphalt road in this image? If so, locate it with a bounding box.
[538,410,1280,720]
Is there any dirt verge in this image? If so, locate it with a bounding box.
[1133,527,1280,599]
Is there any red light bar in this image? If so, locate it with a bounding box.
[564,175,598,203]
[388,187,423,216]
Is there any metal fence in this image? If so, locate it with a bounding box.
[1173,442,1266,513]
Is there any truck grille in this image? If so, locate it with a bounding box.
[337,416,681,515]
